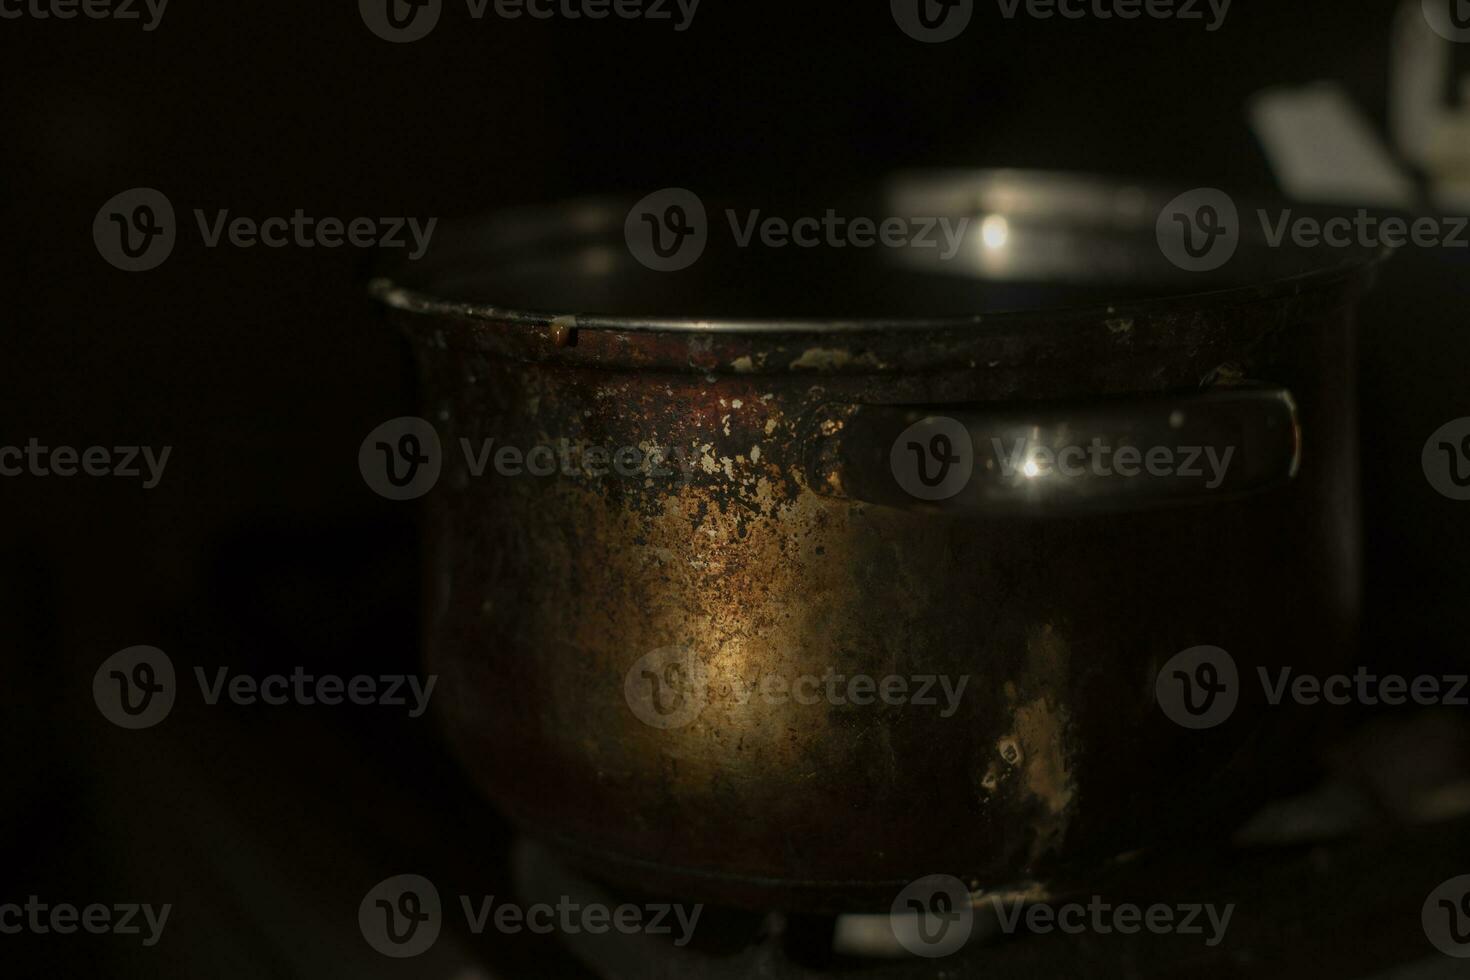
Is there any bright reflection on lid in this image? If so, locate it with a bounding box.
[981,214,1010,251]
[1022,458,1040,479]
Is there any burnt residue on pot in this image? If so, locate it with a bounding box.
[979,626,1078,869]
[1014,628,1079,864]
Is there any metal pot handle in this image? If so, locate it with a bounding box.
[803,387,1300,515]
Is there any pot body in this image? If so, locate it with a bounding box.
[381,175,1377,910]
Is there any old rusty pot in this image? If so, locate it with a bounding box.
[370,172,1383,911]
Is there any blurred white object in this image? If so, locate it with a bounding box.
[1391,0,1470,209]
[1249,3,1470,211]
[832,914,907,959]
[1249,82,1416,207]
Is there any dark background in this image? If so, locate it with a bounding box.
[2,0,1467,974]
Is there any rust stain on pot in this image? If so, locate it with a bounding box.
[790,347,886,372]
[1012,696,1075,859]
[1202,361,1247,386]
[978,880,1052,907]
[989,625,1077,864]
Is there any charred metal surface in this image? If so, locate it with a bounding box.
[388,261,1374,911]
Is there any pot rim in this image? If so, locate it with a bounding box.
[369,169,1391,335]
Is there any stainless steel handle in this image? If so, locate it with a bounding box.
[804,387,1300,515]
